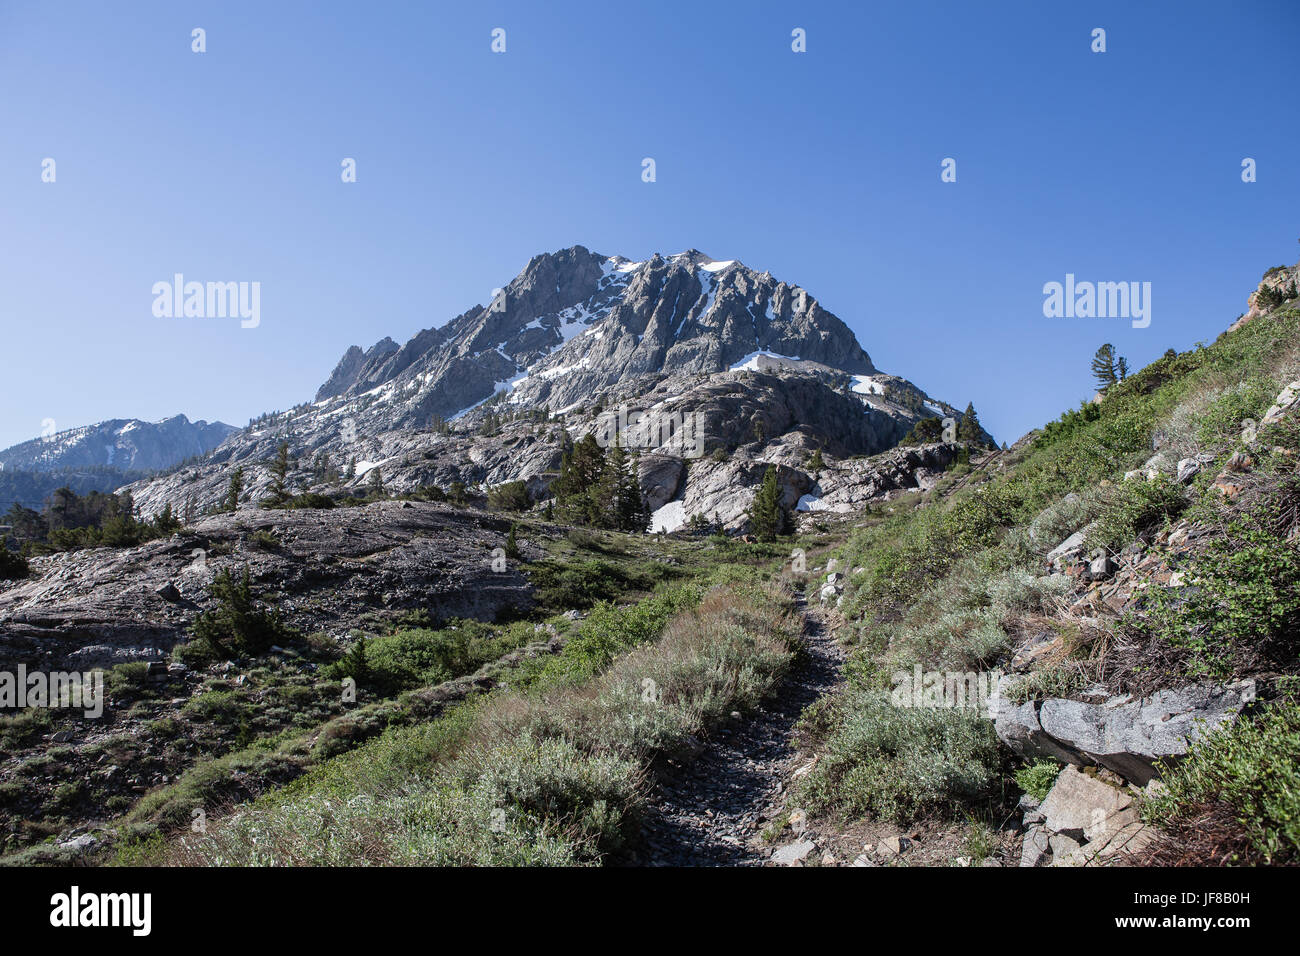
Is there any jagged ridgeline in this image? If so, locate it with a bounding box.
[0,416,236,513]
[124,247,983,527]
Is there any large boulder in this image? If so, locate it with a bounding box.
[994,679,1254,785]
[1038,765,1132,840]
[637,454,686,511]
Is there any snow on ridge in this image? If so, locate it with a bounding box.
[728,350,806,373]
[605,256,644,275]
[851,374,885,396]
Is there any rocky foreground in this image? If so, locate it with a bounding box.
[0,500,529,672]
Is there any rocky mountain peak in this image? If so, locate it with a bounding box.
[121,246,970,522]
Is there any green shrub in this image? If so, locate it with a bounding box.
[1015,760,1061,802]
[1085,474,1187,554]
[106,661,150,694]
[487,481,531,512]
[0,708,50,749]
[1195,378,1277,447]
[181,690,250,725]
[527,558,639,610]
[1133,518,1300,677]
[190,566,295,658]
[247,530,281,551]
[0,546,28,580]
[796,687,1002,823]
[1144,700,1300,864]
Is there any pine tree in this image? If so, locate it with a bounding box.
[264,441,292,507]
[368,466,384,497]
[223,467,245,513]
[747,466,787,542]
[340,637,370,688]
[153,502,181,534]
[1117,356,1129,381]
[956,402,984,446]
[554,434,607,526]
[609,448,650,532]
[807,448,825,472]
[505,523,520,559]
[1092,344,1121,389]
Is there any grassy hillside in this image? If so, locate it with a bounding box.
[797,303,1300,863]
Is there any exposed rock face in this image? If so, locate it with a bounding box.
[0,501,533,671]
[992,679,1255,786]
[794,443,961,515]
[315,337,399,401]
[1228,260,1299,332]
[122,246,972,523]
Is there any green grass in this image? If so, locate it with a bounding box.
[158,575,799,866]
[799,307,1300,833]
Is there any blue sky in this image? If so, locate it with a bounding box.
[1,0,1297,451]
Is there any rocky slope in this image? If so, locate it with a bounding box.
[124,247,978,531]
[0,500,531,672]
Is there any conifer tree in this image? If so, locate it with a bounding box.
[1092,344,1123,389]
[747,465,787,542]
[607,447,650,532]
[264,441,292,507]
[956,402,984,446]
[223,467,245,513]
[554,433,607,526]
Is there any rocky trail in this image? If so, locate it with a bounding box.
[630,593,844,866]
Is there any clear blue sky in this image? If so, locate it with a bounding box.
[2,0,1297,451]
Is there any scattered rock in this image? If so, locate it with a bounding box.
[878,835,911,858]
[1086,554,1117,581]
[57,833,98,854]
[1049,832,1086,866]
[771,839,817,866]
[1019,825,1051,867]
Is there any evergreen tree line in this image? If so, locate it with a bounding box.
[900,401,989,447]
[551,434,651,532]
[2,487,180,553]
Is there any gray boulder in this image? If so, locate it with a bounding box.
[996,680,1255,785]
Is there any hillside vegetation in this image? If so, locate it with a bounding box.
[797,299,1300,864]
